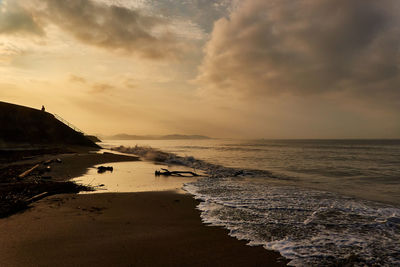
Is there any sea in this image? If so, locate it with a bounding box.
[101,139,400,266]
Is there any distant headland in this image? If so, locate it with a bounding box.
[103,134,211,140]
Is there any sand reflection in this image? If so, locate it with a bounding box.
[72,161,198,194]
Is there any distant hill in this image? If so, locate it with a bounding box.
[105,134,211,140]
[0,101,99,148]
[161,134,211,140]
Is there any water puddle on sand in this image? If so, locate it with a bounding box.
[71,161,199,194]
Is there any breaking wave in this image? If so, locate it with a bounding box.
[184,178,400,266]
[112,144,400,266]
[111,145,279,179]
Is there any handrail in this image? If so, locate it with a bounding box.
[53,113,84,134]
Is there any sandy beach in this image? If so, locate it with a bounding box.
[0,151,287,266]
[0,192,287,266]
[1,0,398,262]
[0,149,141,217]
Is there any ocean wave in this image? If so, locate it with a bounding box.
[112,144,400,266]
[184,178,400,266]
[111,145,280,179]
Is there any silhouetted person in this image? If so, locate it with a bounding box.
[41,105,45,112]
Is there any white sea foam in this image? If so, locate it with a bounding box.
[184,178,400,266]
[112,145,277,178]
[112,143,400,266]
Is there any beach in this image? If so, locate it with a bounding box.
[0,149,141,217]
[0,150,287,266]
[2,0,399,264]
[106,139,400,266]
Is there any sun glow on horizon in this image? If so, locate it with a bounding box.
[1,0,399,139]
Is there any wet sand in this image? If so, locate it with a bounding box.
[0,150,141,217]
[0,192,287,266]
[0,151,287,266]
[40,151,140,181]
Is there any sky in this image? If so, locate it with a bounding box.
[0,0,399,139]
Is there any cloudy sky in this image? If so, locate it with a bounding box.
[1,0,399,138]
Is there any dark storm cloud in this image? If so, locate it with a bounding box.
[41,0,182,59]
[198,0,400,105]
[1,0,185,59]
[148,0,231,32]
[0,2,43,36]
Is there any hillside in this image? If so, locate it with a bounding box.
[0,101,99,148]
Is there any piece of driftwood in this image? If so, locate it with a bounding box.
[26,192,49,203]
[97,166,113,173]
[18,164,40,178]
[43,159,53,165]
[155,168,200,177]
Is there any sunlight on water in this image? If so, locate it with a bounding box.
[104,139,400,266]
[102,139,400,205]
[72,161,198,194]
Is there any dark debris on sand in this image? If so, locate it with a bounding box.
[0,147,74,164]
[0,159,91,218]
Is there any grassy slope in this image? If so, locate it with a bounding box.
[0,101,98,148]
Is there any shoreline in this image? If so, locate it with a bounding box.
[0,191,287,266]
[0,150,288,266]
[0,149,140,217]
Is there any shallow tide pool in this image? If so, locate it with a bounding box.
[72,160,198,194]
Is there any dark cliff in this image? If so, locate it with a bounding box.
[0,101,99,148]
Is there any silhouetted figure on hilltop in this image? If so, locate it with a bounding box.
[41,105,45,112]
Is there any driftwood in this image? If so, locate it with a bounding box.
[18,164,40,179]
[97,166,113,173]
[43,159,53,165]
[42,158,61,165]
[155,168,200,177]
[26,192,49,203]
